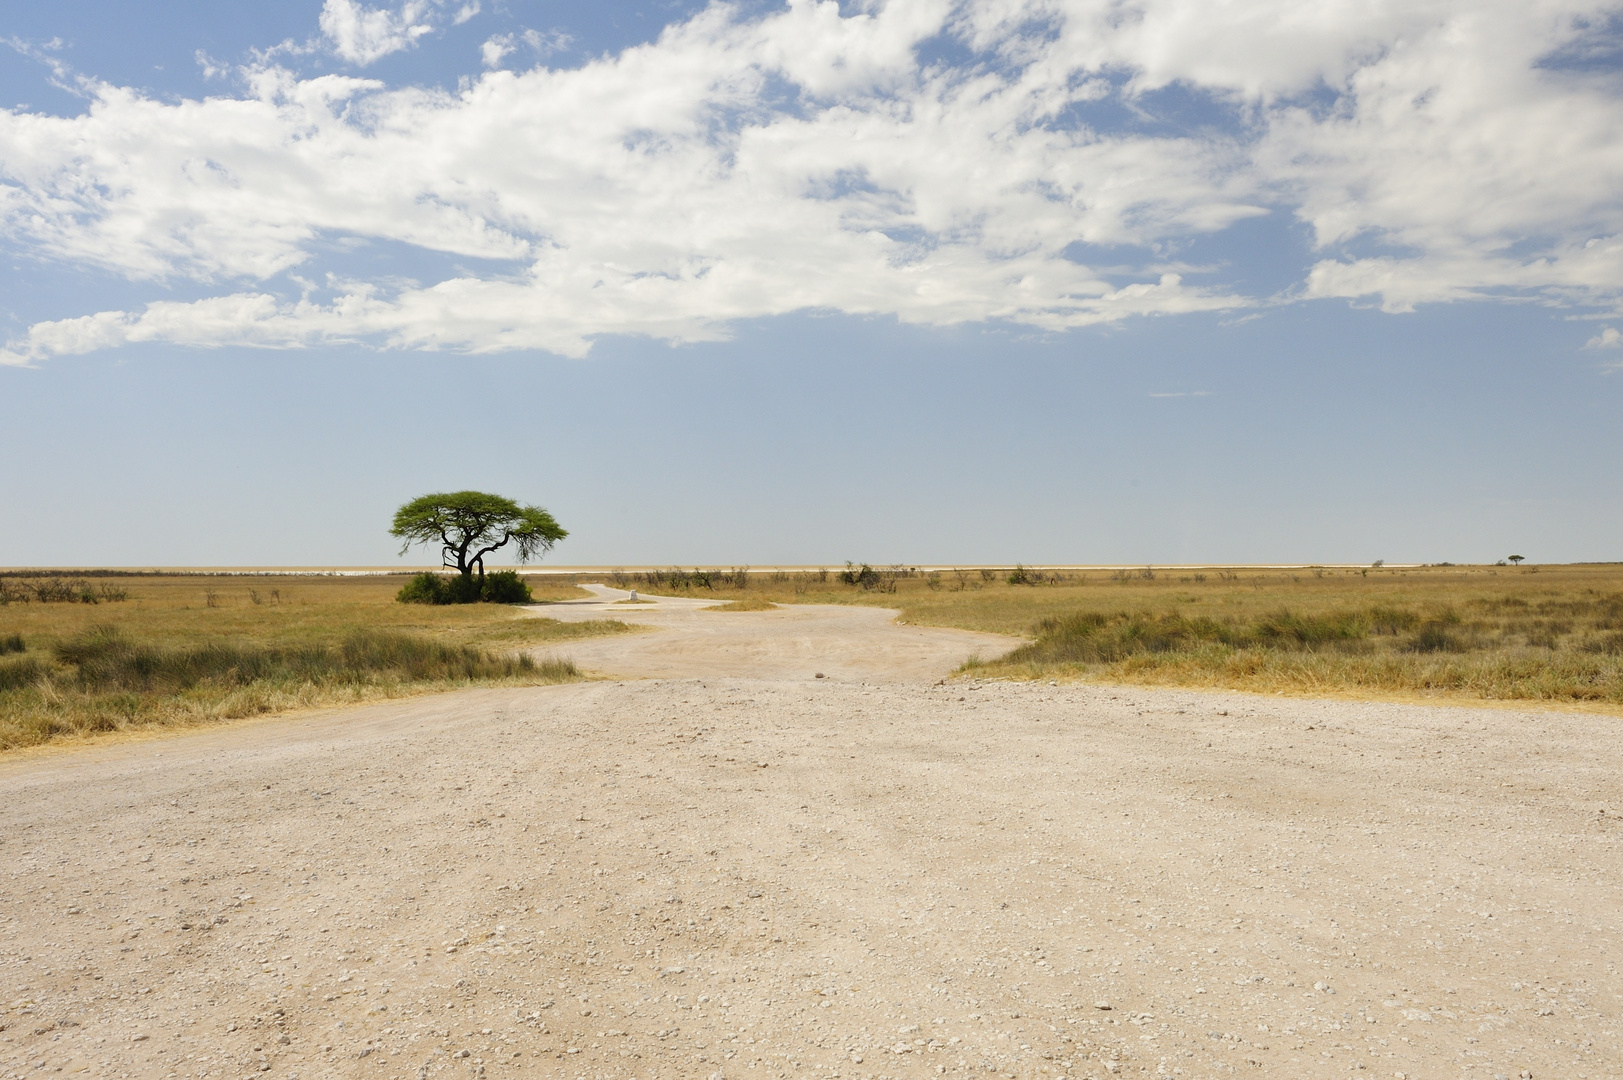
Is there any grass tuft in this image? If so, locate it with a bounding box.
[50,624,561,695]
[965,593,1623,703]
[704,598,779,612]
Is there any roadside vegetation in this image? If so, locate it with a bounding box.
[621,562,1623,708]
[704,597,778,612]
[0,572,619,751]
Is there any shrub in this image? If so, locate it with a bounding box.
[479,570,533,604]
[397,572,513,604]
[397,572,454,604]
[841,562,881,589]
[0,633,23,655]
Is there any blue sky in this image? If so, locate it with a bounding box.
[2,0,1621,567]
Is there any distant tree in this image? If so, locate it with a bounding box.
[391,491,567,603]
[1508,554,1525,565]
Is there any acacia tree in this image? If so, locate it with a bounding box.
[391,491,567,593]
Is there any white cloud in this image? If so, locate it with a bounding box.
[319,0,440,65]
[484,28,572,68]
[3,0,1623,364]
[1588,326,1623,349]
[480,34,514,68]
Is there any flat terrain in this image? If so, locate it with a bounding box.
[529,585,1019,681]
[3,592,1620,1080]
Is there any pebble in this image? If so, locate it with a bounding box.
[0,677,1606,1080]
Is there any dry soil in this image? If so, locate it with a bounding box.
[1,591,1620,1080]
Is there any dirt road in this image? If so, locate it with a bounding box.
[526,585,1018,682]
[2,594,1620,1080]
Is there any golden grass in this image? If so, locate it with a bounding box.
[0,573,620,751]
[624,563,1623,709]
[703,597,779,612]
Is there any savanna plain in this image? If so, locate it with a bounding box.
[2,565,1621,1080]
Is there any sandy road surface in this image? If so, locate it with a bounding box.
[3,601,1622,1080]
[525,586,1017,682]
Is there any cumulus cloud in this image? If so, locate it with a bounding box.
[2,0,1622,364]
[319,0,445,65]
[1589,326,1623,348]
[479,34,513,68]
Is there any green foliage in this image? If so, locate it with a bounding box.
[391,491,566,578]
[397,570,534,605]
[396,571,478,605]
[479,570,533,604]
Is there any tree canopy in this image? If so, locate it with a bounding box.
[390,491,567,583]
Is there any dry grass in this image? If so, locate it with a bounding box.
[626,563,1623,708]
[0,573,618,751]
[703,597,779,612]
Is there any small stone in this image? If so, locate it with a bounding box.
[1094,1002,1112,1011]
[815,673,825,679]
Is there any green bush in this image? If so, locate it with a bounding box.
[397,571,533,604]
[398,572,451,604]
[479,570,533,604]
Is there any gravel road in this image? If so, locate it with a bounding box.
[2,595,1620,1080]
[526,585,1020,682]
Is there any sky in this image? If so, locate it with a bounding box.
[2,0,1622,567]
